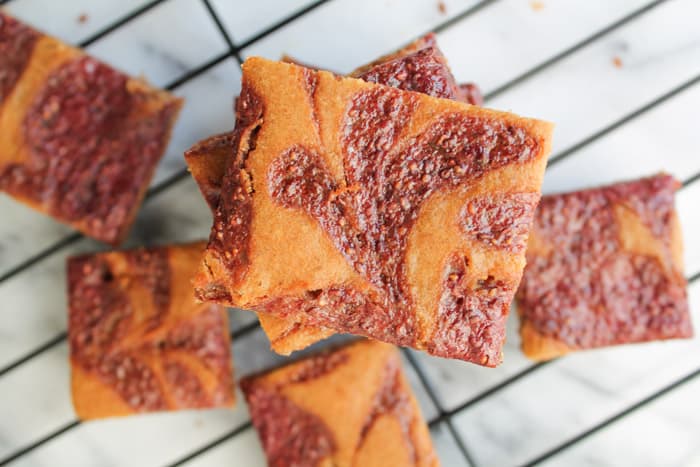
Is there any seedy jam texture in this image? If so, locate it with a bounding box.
[357,47,460,100]
[1,56,178,244]
[204,81,262,298]
[458,83,483,106]
[240,348,351,467]
[460,193,539,253]
[266,87,538,358]
[285,349,349,384]
[259,285,414,345]
[68,247,233,413]
[164,304,233,406]
[518,174,692,349]
[242,382,336,467]
[0,13,39,103]
[163,360,207,409]
[429,254,513,365]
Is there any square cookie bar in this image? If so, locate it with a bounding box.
[68,242,234,420]
[240,340,438,467]
[193,57,553,366]
[516,174,692,361]
[0,12,182,244]
[185,36,481,356]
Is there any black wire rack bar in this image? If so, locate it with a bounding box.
[0,420,80,467]
[78,0,170,48]
[519,365,700,467]
[548,71,700,168]
[403,349,477,466]
[166,421,254,467]
[482,0,669,102]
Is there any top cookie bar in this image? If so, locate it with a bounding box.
[185,38,482,356]
[194,57,553,366]
[0,13,182,244]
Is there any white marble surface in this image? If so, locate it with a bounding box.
[1,0,699,466]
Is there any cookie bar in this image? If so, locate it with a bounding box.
[185,39,486,357]
[193,56,552,366]
[240,340,438,467]
[0,12,182,244]
[516,174,692,361]
[68,241,234,420]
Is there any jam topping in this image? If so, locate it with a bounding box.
[242,382,336,467]
[259,285,414,346]
[609,174,679,245]
[429,254,513,365]
[458,83,483,106]
[165,305,232,379]
[164,360,208,408]
[286,350,349,384]
[518,175,691,348]
[98,352,167,411]
[267,89,538,351]
[2,56,178,243]
[0,13,39,103]
[68,256,134,365]
[461,193,539,253]
[356,47,460,100]
[69,249,232,411]
[207,81,262,286]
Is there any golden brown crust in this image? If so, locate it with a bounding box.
[257,313,335,355]
[240,340,438,467]
[517,174,692,361]
[68,241,235,420]
[184,131,235,211]
[0,14,183,244]
[193,57,552,365]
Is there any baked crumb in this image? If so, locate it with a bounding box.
[530,1,544,11]
[437,0,447,14]
[613,56,623,68]
[77,13,88,24]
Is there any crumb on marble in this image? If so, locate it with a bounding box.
[437,1,447,14]
[613,56,623,68]
[530,1,544,11]
[77,13,89,24]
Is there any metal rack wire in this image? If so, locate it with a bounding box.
[0,0,698,465]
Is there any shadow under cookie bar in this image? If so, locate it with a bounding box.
[67,241,235,420]
[0,12,183,245]
[240,339,439,467]
[192,56,553,366]
[516,173,693,361]
[185,36,483,357]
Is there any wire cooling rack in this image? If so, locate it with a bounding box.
[0,0,699,465]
